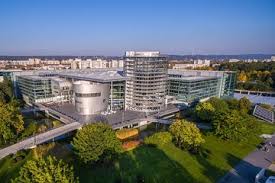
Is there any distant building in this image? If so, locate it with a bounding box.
[172,60,210,69]
[271,56,275,62]
[229,59,240,63]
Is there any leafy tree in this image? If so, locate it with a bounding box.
[144,132,172,146]
[169,119,205,152]
[20,122,37,139]
[0,101,24,144]
[12,155,78,183]
[208,97,229,113]
[72,123,122,164]
[0,78,13,103]
[238,97,251,114]
[195,102,215,122]
[225,98,239,110]
[212,110,248,141]
[238,71,248,82]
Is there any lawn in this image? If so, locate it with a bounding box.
[0,121,274,183]
[75,134,263,183]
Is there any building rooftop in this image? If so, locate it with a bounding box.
[171,76,219,82]
[18,75,52,81]
[58,69,126,82]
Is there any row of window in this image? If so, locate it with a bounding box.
[75,92,101,98]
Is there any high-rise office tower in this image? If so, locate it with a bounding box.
[124,51,168,112]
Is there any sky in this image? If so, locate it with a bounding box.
[0,0,274,56]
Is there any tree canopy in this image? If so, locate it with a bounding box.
[238,97,251,114]
[72,123,122,164]
[11,155,78,183]
[212,110,259,141]
[218,62,275,91]
[195,102,215,122]
[0,78,13,103]
[169,119,205,152]
[0,100,24,144]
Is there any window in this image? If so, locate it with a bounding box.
[75,92,101,97]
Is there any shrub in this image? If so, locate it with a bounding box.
[116,128,139,140]
[144,132,172,146]
[122,140,141,151]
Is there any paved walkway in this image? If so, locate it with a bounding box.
[0,122,81,160]
[218,135,275,183]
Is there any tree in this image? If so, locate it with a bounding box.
[225,98,239,110]
[72,123,122,164]
[238,97,251,114]
[238,71,248,82]
[195,102,215,122]
[12,155,78,183]
[144,132,172,146]
[208,97,229,113]
[169,119,205,152]
[0,78,13,103]
[0,101,24,144]
[212,110,247,141]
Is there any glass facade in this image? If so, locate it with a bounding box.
[110,81,125,111]
[124,52,168,112]
[168,76,221,103]
[220,72,237,97]
[17,76,53,104]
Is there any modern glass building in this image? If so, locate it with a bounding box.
[17,75,53,104]
[168,75,220,103]
[14,52,237,114]
[124,51,168,112]
[167,70,236,104]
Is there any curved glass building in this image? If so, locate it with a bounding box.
[124,51,168,112]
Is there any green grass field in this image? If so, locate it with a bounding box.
[0,121,274,183]
[75,134,262,183]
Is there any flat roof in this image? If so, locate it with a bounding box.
[58,69,126,82]
[168,69,236,74]
[170,76,219,82]
[17,69,127,82]
[18,75,52,81]
[46,103,146,127]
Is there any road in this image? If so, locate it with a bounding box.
[218,135,275,183]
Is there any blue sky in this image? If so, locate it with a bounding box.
[0,0,274,56]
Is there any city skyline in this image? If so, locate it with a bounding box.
[0,0,274,56]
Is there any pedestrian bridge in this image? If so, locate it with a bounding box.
[0,122,81,160]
